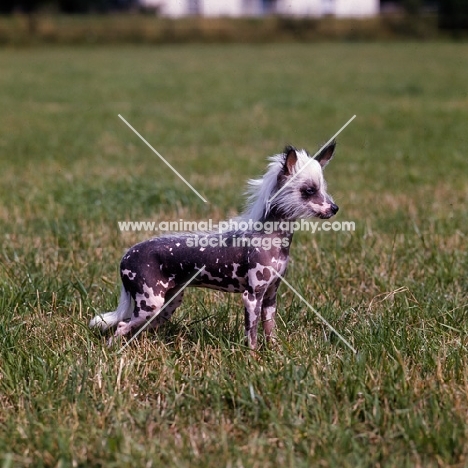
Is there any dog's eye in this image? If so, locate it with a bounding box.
[302,187,317,197]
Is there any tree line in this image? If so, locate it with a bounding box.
[1,0,467,31]
[0,0,136,13]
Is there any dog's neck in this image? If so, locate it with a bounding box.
[257,209,296,249]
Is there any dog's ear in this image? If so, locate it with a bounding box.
[283,146,298,176]
[314,140,336,168]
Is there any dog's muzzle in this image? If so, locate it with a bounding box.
[319,203,339,219]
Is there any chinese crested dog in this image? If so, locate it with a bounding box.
[90,142,339,349]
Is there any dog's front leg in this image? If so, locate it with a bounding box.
[242,289,265,350]
[261,278,281,344]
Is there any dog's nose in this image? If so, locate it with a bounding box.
[331,203,339,214]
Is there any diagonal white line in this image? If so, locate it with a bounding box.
[117,265,206,353]
[118,114,208,203]
[272,270,357,354]
[267,115,356,208]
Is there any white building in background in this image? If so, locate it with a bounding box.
[140,0,380,18]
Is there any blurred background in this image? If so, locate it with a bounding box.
[0,0,467,43]
[1,1,468,466]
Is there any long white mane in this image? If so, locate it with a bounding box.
[239,149,314,222]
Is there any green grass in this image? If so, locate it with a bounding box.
[0,43,467,467]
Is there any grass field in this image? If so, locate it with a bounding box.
[0,43,467,467]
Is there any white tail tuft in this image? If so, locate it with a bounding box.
[89,286,133,331]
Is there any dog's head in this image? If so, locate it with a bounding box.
[273,141,339,220]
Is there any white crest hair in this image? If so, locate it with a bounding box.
[239,149,324,222]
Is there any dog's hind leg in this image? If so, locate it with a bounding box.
[147,288,185,330]
[113,281,167,339]
[113,285,186,339]
[114,299,164,339]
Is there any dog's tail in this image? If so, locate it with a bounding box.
[89,286,133,331]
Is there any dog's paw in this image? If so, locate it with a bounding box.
[114,321,132,336]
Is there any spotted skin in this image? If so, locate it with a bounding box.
[113,230,291,345]
[91,142,339,349]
